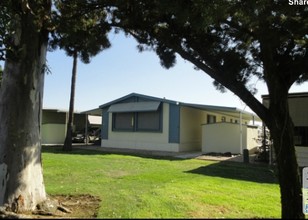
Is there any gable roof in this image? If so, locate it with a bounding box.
[99,93,260,121]
[99,93,178,108]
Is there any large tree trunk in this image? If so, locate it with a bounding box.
[63,51,78,151]
[0,1,50,212]
[267,91,304,219]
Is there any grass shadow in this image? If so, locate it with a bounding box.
[185,161,278,184]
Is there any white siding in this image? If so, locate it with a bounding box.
[101,101,256,153]
[202,123,259,154]
[246,126,259,151]
[42,124,66,144]
[179,107,206,151]
[296,146,308,167]
[101,103,180,152]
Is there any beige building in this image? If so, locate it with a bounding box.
[262,92,308,167]
[202,122,259,155]
[41,109,101,145]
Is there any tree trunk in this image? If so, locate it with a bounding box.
[0,1,50,212]
[63,51,78,151]
[267,92,304,219]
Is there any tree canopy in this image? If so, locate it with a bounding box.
[107,1,308,124]
[103,1,308,218]
[49,0,111,63]
[49,0,111,151]
[0,0,307,218]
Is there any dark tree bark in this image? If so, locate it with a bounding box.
[270,108,302,218]
[0,0,51,211]
[63,51,78,151]
[266,85,303,218]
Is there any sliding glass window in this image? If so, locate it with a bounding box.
[113,112,134,131]
[137,111,161,131]
[112,105,162,132]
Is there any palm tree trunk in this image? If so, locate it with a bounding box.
[63,51,78,151]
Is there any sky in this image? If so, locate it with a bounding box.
[41,31,307,114]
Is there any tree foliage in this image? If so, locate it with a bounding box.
[108,1,308,108]
[49,0,111,63]
[0,1,13,62]
[49,0,111,151]
[0,0,307,217]
[101,1,308,218]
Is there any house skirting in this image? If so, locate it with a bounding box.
[101,139,180,152]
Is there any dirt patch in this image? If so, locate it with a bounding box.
[0,194,101,219]
[47,194,101,219]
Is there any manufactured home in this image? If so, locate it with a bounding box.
[262,92,308,167]
[97,93,260,154]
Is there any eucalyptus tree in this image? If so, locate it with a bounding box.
[0,0,110,214]
[0,0,52,212]
[104,1,307,218]
[50,1,111,151]
[0,66,2,85]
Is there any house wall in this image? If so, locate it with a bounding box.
[99,95,255,153]
[42,111,67,144]
[246,126,259,152]
[42,111,67,124]
[263,94,308,126]
[41,110,87,145]
[295,147,308,167]
[179,107,206,151]
[202,123,258,154]
[42,124,66,144]
[202,123,241,154]
[101,103,181,152]
[289,96,308,126]
[289,96,308,166]
[263,93,308,166]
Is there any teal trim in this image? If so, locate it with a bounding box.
[101,109,109,139]
[169,104,180,143]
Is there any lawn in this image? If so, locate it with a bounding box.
[42,146,281,218]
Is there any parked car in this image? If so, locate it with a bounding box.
[72,127,101,143]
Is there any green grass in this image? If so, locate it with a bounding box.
[42,146,281,218]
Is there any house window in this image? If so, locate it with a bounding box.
[112,105,162,132]
[137,111,160,131]
[207,114,216,124]
[294,127,308,146]
[113,112,134,131]
[221,116,226,122]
